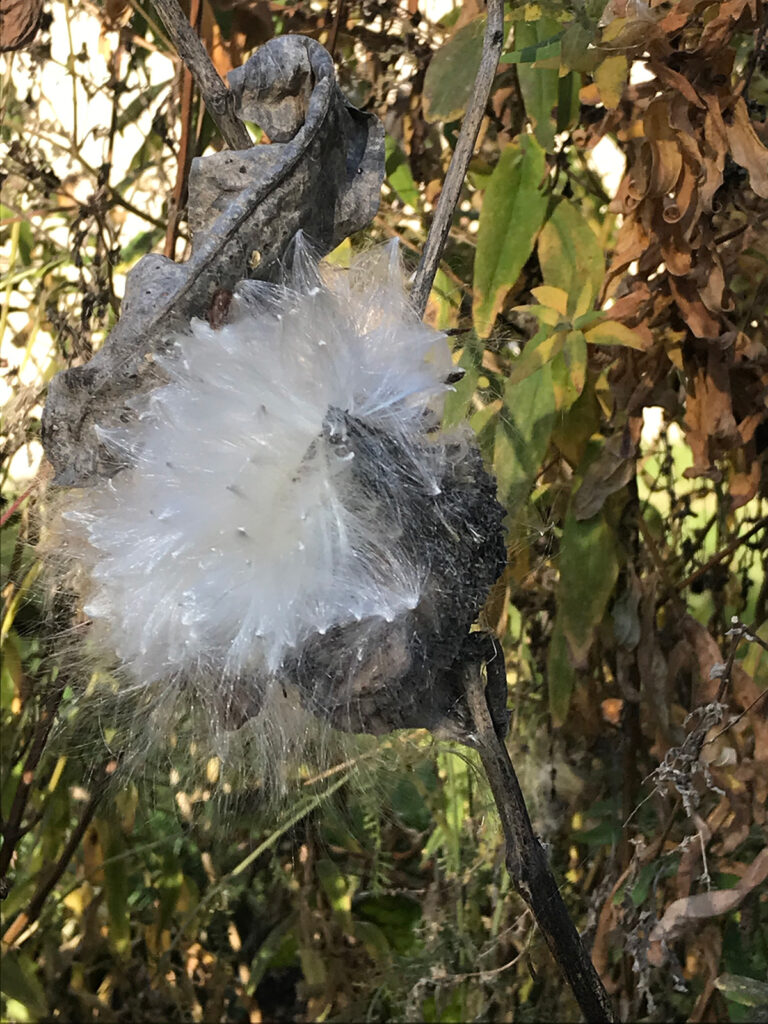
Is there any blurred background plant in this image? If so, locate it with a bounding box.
[1,0,767,1020]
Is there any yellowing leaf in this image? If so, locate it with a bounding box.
[507,331,566,385]
[473,136,548,337]
[513,303,562,326]
[538,200,604,314]
[531,285,569,314]
[594,54,628,109]
[600,16,628,43]
[551,331,587,411]
[573,278,595,319]
[563,329,587,394]
[584,320,647,349]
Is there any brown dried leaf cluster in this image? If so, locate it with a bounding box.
[592,614,768,1017]
[586,0,768,507]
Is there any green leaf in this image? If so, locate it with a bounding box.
[550,380,601,467]
[594,54,629,110]
[556,71,580,133]
[443,346,480,427]
[547,507,618,722]
[317,858,355,929]
[354,894,421,955]
[0,950,47,1019]
[473,135,548,337]
[1,631,21,710]
[423,17,486,123]
[101,819,131,954]
[116,79,172,133]
[515,19,560,151]
[500,30,564,63]
[495,356,556,515]
[561,19,600,73]
[119,227,164,266]
[385,135,419,208]
[538,199,604,313]
[556,508,619,668]
[547,621,578,726]
[353,919,392,961]
[714,974,768,1008]
[630,861,659,907]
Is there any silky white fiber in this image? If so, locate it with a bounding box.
[56,239,466,766]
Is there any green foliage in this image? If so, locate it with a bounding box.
[423,16,487,124]
[2,0,768,1021]
[472,135,548,337]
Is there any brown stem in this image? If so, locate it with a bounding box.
[674,516,767,594]
[327,0,346,61]
[0,684,65,885]
[2,785,104,947]
[152,0,251,151]
[164,0,201,259]
[411,0,505,317]
[462,660,617,1023]
[736,12,767,101]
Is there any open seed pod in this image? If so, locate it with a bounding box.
[41,37,506,766]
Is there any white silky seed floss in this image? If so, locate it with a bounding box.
[60,244,458,742]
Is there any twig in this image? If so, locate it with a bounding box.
[164,0,202,258]
[327,0,346,61]
[411,0,505,317]
[737,11,767,101]
[0,482,35,529]
[152,0,251,151]
[0,684,65,885]
[674,516,767,594]
[704,686,768,745]
[462,654,617,1023]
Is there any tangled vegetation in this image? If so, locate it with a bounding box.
[1,0,767,1020]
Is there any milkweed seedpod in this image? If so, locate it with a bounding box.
[46,240,506,776]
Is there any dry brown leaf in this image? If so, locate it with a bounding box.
[0,0,42,51]
[732,665,768,764]
[649,847,768,942]
[700,0,757,52]
[660,226,693,276]
[644,98,683,196]
[649,59,705,109]
[687,925,723,1023]
[682,616,726,703]
[728,462,760,509]
[638,573,670,733]
[700,107,728,209]
[698,255,731,314]
[102,0,131,31]
[573,431,638,519]
[725,97,768,199]
[669,277,721,339]
[603,281,651,320]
